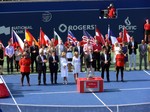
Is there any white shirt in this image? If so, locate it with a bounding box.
[40,55,44,66]
[104,54,107,61]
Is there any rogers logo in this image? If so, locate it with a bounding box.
[58,24,95,33]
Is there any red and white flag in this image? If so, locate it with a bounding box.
[123,27,130,42]
[39,28,50,47]
[95,28,105,45]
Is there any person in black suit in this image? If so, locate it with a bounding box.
[139,40,147,70]
[0,43,4,75]
[128,37,138,71]
[36,49,47,85]
[74,42,84,72]
[49,51,59,84]
[101,47,111,82]
[30,41,39,73]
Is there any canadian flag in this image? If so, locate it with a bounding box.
[123,27,130,42]
[95,28,105,45]
[39,28,50,46]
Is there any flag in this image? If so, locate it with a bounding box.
[12,30,24,50]
[39,28,50,46]
[67,30,77,45]
[82,30,95,45]
[25,29,39,47]
[54,31,62,46]
[95,28,105,44]
[123,27,130,42]
[107,26,118,45]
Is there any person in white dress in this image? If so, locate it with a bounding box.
[72,52,80,83]
[60,52,68,84]
[113,42,120,71]
[113,42,120,62]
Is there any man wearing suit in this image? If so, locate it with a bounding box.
[128,37,138,71]
[101,47,111,82]
[49,51,59,84]
[139,40,147,70]
[30,41,39,73]
[36,49,47,85]
[74,42,84,72]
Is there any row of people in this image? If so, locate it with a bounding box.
[19,49,80,86]
[0,38,149,73]
[19,45,126,86]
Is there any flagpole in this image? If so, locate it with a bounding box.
[24,28,26,42]
[11,27,13,44]
[39,27,41,47]
[95,25,96,39]
[108,24,110,38]
[122,26,125,42]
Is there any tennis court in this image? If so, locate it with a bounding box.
[0,70,150,112]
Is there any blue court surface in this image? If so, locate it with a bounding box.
[0,70,150,112]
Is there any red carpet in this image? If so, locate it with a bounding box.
[0,78,9,98]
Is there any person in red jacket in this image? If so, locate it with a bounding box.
[19,52,31,86]
[144,19,150,43]
[115,48,125,82]
[108,3,116,18]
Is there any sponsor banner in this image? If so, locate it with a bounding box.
[0,8,150,46]
[86,81,98,88]
[0,10,98,46]
[98,9,150,43]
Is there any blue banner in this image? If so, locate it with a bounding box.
[0,8,150,46]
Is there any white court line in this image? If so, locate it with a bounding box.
[91,90,113,112]
[12,87,150,96]
[143,70,150,76]
[13,91,77,96]
[0,75,22,112]
[120,87,150,91]
[0,102,150,107]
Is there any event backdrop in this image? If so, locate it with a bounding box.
[0,7,150,46]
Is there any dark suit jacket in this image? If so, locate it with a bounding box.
[128,41,138,54]
[36,55,47,71]
[30,45,39,58]
[139,44,147,56]
[100,53,111,67]
[49,55,59,72]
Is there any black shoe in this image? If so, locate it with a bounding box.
[121,79,124,82]
[54,82,57,84]
[44,83,47,85]
[38,83,41,85]
[129,69,131,71]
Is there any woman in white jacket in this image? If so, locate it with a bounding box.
[72,52,80,83]
[60,52,68,84]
